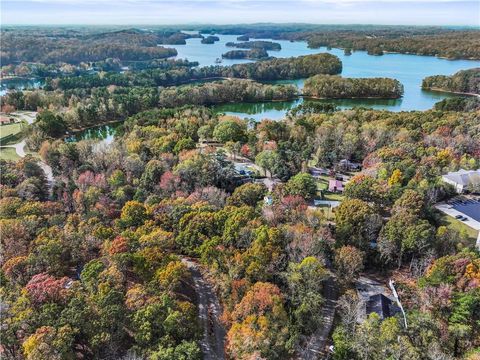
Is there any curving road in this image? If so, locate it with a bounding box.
[0,139,54,185]
[182,258,226,360]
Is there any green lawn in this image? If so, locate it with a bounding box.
[438,212,478,244]
[315,175,345,201]
[0,147,20,161]
[316,175,330,191]
[0,122,26,145]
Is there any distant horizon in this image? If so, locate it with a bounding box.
[2,1,479,27]
[1,22,479,29]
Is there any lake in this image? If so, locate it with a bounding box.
[168,33,480,119]
[0,78,44,96]
[66,123,120,144]
[70,33,480,140]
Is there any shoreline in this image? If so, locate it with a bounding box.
[67,119,122,135]
[422,87,480,97]
[301,94,402,100]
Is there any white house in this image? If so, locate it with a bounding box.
[441,169,480,193]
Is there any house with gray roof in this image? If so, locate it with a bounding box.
[441,169,480,193]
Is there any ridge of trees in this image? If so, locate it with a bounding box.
[422,68,480,95]
[303,75,404,99]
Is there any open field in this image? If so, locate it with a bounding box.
[0,122,26,145]
[438,212,479,244]
[0,147,21,161]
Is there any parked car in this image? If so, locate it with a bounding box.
[455,215,463,219]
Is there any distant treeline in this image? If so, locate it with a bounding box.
[303,75,404,99]
[226,41,281,51]
[196,24,480,60]
[47,53,342,90]
[422,68,480,95]
[157,31,202,45]
[1,29,179,64]
[222,49,269,60]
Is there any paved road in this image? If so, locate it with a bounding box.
[0,139,54,184]
[11,111,37,125]
[182,259,226,360]
[2,139,27,157]
[300,276,337,360]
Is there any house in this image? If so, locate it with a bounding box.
[308,167,329,177]
[328,179,344,192]
[0,116,15,125]
[338,159,362,171]
[255,178,282,192]
[366,294,398,320]
[442,169,480,193]
[355,276,401,323]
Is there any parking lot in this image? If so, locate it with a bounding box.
[450,197,480,222]
[436,196,480,232]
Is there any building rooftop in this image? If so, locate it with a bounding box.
[366,294,395,319]
[442,169,480,187]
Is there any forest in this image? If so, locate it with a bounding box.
[303,75,404,99]
[1,104,479,360]
[157,80,298,107]
[1,79,297,142]
[221,49,269,60]
[1,29,178,65]
[196,24,480,60]
[1,24,480,360]
[422,68,480,95]
[201,36,220,44]
[225,40,282,51]
[36,53,341,91]
[2,25,479,67]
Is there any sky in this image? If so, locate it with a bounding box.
[1,0,479,26]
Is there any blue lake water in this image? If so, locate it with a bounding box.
[10,32,473,141]
[0,78,43,96]
[168,33,480,120]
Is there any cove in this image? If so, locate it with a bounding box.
[73,33,479,141]
[168,33,480,118]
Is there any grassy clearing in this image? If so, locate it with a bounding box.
[438,212,478,244]
[0,122,26,145]
[315,174,345,201]
[316,175,330,191]
[0,147,20,161]
[0,123,24,138]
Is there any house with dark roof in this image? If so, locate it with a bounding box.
[366,294,399,320]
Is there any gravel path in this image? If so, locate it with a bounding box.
[299,276,337,360]
[182,258,226,360]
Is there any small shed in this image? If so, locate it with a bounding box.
[328,179,344,193]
